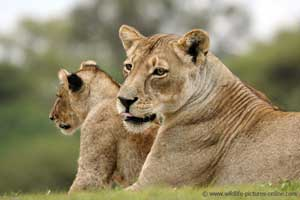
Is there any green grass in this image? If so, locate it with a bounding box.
[1,182,300,200]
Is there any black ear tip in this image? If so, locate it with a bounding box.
[187,39,201,63]
[67,73,83,92]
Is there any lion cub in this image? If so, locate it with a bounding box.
[49,61,158,193]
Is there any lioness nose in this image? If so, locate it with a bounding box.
[118,96,138,111]
[49,115,54,121]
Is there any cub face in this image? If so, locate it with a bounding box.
[49,81,81,135]
[117,25,210,133]
[49,61,97,135]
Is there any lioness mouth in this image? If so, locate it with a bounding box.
[122,113,156,124]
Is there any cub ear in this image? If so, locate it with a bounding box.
[67,73,83,92]
[58,69,70,84]
[80,60,98,70]
[177,29,210,64]
[119,25,145,52]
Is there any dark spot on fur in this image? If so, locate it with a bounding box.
[187,38,200,63]
[67,73,83,92]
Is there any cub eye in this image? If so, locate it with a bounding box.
[153,68,168,77]
[56,94,62,98]
[124,63,132,72]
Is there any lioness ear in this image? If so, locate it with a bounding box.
[80,60,98,70]
[119,25,145,52]
[177,29,210,64]
[67,73,83,92]
[58,69,70,84]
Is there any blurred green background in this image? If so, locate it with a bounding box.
[0,0,300,194]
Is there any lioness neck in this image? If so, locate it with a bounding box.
[164,53,276,137]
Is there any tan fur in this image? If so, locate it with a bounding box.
[49,61,158,193]
[117,25,300,190]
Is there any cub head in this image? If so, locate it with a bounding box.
[117,25,210,132]
[49,60,118,135]
[49,74,81,135]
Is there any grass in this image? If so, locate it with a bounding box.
[1,182,300,200]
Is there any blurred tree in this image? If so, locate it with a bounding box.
[0,63,30,102]
[68,0,251,69]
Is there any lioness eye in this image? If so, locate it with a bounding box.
[124,64,132,72]
[153,68,168,76]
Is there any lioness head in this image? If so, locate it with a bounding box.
[117,25,209,132]
[49,60,119,135]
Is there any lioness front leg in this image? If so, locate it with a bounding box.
[125,135,215,191]
[125,147,170,191]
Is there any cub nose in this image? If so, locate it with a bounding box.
[118,96,138,112]
[49,115,54,121]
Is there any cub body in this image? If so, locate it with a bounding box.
[49,61,157,192]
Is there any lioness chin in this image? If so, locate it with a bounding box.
[49,61,158,193]
[117,25,300,190]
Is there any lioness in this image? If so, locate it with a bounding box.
[117,25,300,190]
[49,61,158,193]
